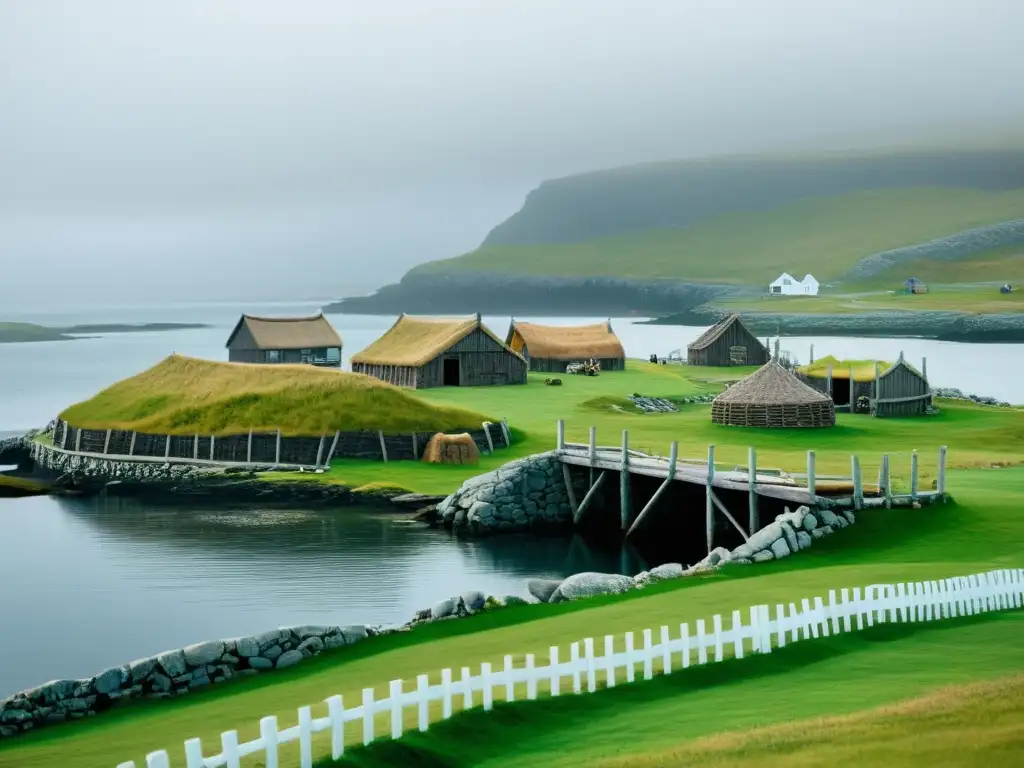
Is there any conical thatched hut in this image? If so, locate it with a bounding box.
[712,359,835,428]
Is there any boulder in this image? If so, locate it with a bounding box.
[842,509,856,525]
[634,563,684,585]
[324,634,346,650]
[297,637,324,657]
[832,515,849,529]
[92,667,126,696]
[816,509,841,528]
[276,650,304,670]
[249,657,274,670]
[732,521,783,558]
[430,597,461,620]
[775,507,807,529]
[526,578,563,603]
[779,522,799,553]
[752,551,774,563]
[151,674,172,693]
[468,501,496,521]
[550,572,635,603]
[128,657,157,684]
[287,626,335,641]
[341,625,368,645]
[770,538,791,559]
[156,650,187,678]
[461,590,487,612]
[697,547,733,569]
[802,513,818,532]
[236,637,260,658]
[796,531,813,550]
[262,645,283,661]
[183,641,225,668]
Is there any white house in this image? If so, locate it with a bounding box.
[769,273,819,296]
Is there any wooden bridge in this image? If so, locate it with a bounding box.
[553,421,948,555]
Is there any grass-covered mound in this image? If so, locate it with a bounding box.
[58,355,494,436]
[797,355,895,381]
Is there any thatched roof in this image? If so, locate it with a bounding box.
[506,320,625,360]
[226,313,342,350]
[351,314,523,367]
[688,314,746,351]
[712,360,835,427]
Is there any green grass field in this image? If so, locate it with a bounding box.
[58,354,494,436]
[714,285,1024,315]
[410,187,1024,285]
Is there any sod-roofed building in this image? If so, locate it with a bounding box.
[797,353,931,417]
[712,359,835,428]
[687,314,768,367]
[505,319,626,372]
[351,314,527,388]
[226,313,343,367]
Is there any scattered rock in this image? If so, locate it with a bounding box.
[183,641,225,668]
[634,563,684,585]
[816,509,841,528]
[770,538,791,559]
[275,650,303,670]
[249,657,274,670]
[779,522,799,553]
[297,637,324,657]
[527,578,563,603]
[550,572,636,603]
[795,531,812,550]
[156,650,186,678]
[752,551,774,562]
[235,637,260,657]
[461,590,487,612]
[92,667,126,696]
[802,513,818,531]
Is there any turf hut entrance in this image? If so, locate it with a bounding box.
[796,354,931,417]
[712,359,835,428]
[505,319,626,373]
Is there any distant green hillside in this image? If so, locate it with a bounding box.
[483,148,1024,247]
[412,187,1024,285]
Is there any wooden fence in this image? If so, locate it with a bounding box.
[50,419,513,468]
[117,568,1023,768]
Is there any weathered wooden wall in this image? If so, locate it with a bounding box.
[877,362,930,417]
[688,324,768,367]
[527,355,625,373]
[227,346,341,367]
[52,420,509,464]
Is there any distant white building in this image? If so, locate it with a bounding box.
[770,273,819,296]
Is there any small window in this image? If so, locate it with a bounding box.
[266,350,281,362]
[326,347,341,362]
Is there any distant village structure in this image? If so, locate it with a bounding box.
[769,272,819,296]
[351,313,527,389]
[687,314,769,367]
[225,314,343,368]
[505,319,626,372]
[796,353,931,417]
[904,277,928,294]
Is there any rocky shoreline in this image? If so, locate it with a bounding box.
[0,501,866,739]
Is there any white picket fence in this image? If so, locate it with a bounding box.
[119,568,1023,768]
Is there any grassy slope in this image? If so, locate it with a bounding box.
[5,457,1023,767]
[57,354,493,436]
[715,286,1024,315]
[410,188,1024,285]
[290,363,1024,494]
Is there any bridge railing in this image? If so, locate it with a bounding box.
[117,568,1023,768]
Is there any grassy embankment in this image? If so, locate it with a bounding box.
[411,187,1024,286]
[6,357,1024,767]
[57,355,494,437]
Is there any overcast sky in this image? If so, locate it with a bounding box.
[2,0,1022,311]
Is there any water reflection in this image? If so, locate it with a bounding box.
[0,495,643,697]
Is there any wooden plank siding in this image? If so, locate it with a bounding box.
[352,328,527,388]
[877,360,930,417]
[687,321,768,367]
[525,356,625,373]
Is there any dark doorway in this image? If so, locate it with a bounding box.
[832,377,851,406]
[443,358,460,386]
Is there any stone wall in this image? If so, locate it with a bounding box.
[0,625,373,738]
[437,451,573,535]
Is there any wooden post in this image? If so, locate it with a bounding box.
[806,450,816,499]
[626,442,677,538]
[164,434,171,460]
[910,449,919,502]
[881,454,891,509]
[849,364,855,411]
[710,492,750,542]
[500,417,511,446]
[103,429,112,455]
[192,433,199,460]
[747,447,758,534]
[557,420,565,451]
[873,362,881,417]
[209,434,215,461]
[482,423,495,455]
[411,432,418,460]
[128,431,136,457]
[378,430,388,463]
[74,429,81,453]
[937,445,947,495]
[574,471,607,524]
[809,344,814,364]
[922,357,928,384]
[851,454,862,510]
[275,428,282,466]
[826,365,833,398]
[562,463,578,517]
[620,430,631,530]
[706,445,715,554]
[326,430,341,466]
[315,435,326,468]
[61,422,69,450]
[588,426,597,486]
[247,429,253,464]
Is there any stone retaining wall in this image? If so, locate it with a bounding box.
[437,451,573,535]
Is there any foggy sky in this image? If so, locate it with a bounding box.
[2,1,1023,311]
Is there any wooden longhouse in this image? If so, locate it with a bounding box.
[797,353,931,417]
[225,313,343,367]
[505,319,626,372]
[687,314,768,367]
[350,313,527,389]
[711,359,836,428]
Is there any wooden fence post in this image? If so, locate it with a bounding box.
[128,431,136,457]
[851,454,862,510]
[881,454,891,508]
[588,426,597,486]
[910,449,919,502]
[706,445,715,554]
[193,433,199,460]
[557,419,565,451]
[275,428,281,466]
[209,434,215,461]
[748,447,758,534]
[378,430,388,463]
[937,445,947,496]
[102,429,112,455]
[620,430,631,530]
[247,429,253,464]
[807,450,816,499]
[164,434,171,460]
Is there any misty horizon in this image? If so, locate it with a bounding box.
[3,0,1024,312]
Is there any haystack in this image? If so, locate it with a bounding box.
[421,433,481,465]
[712,359,835,428]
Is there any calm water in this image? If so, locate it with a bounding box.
[0,495,642,697]
[2,301,1022,696]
